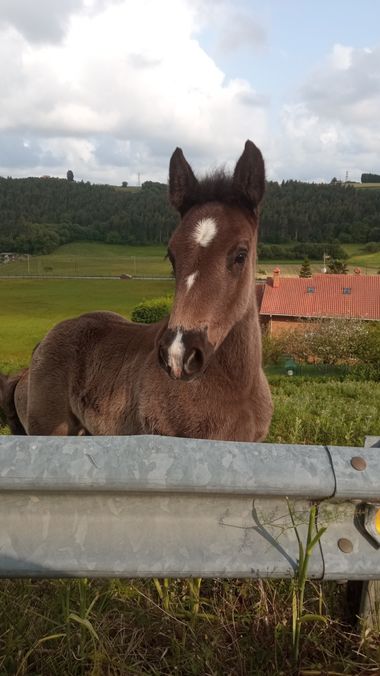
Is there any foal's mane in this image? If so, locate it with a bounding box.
[179,169,257,216]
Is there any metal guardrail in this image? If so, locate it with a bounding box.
[0,435,379,580]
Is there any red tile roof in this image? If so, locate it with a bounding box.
[260,273,380,320]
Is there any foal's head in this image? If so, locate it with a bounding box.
[158,140,265,381]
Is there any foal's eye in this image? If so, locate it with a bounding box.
[234,250,248,266]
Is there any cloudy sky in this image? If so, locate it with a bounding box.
[0,0,379,185]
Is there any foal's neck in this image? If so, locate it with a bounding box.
[216,293,261,385]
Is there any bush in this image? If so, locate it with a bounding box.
[290,319,366,364]
[352,323,380,380]
[131,296,173,323]
[262,333,288,365]
[263,319,380,380]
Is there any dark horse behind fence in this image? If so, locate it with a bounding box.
[0,141,273,441]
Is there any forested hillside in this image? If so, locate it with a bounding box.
[0,178,177,253]
[261,180,380,243]
[1,176,380,254]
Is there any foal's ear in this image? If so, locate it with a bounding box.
[169,147,198,213]
[232,140,265,210]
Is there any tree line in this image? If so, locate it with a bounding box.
[257,242,347,260]
[1,175,380,255]
[260,180,380,243]
[361,173,380,184]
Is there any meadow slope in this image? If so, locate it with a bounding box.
[1,241,380,278]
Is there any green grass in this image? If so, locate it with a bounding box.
[1,576,378,675]
[259,243,380,275]
[349,181,380,189]
[0,241,171,277]
[48,242,166,257]
[258,243,380,275]
[341,243,363,256]
[338,242,380,269]
[0,278,173,370]
[2,240,380,278]
[345,251,380,270]
[266,376,380,447]
[339,243,380,270]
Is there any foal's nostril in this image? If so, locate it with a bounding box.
[184,348,204,375]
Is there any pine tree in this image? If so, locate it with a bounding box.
[299,257,312,278]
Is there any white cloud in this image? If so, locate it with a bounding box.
[217,12,266,52]
[0,0,83,44]
[1,2,380,186]
[329,43,353,70]
[0,0,268,183]
[270,43,380,182]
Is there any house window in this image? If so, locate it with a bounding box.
[307,287,315,293]
[343,288,351,295]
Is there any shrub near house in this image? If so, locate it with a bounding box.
[263,318,380,380]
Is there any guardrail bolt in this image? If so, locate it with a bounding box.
[351,456,367,471]
[338,538,353,554]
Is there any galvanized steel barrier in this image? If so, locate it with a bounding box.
[0,435,379,582]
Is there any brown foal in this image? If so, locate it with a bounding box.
[0,140,273,440]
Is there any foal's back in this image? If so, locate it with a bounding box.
[18,307,272,440]
[22,311,164,435]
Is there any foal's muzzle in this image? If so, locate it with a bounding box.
[158,328,214,380]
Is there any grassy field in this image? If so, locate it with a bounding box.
[267,376,380,446]
[1,240,380,278]
[1,574,379,675]
[258,243,380,275]
[342,246,380,271]
[0,278,173,371]
[0,242,172,278]
[348,181,380,189]
[259,242,380,275]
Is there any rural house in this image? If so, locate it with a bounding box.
[259,268,380,334]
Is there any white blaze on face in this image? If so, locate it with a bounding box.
[194,217,217,247]
[185,270,198,292]
[167,330,185,378]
